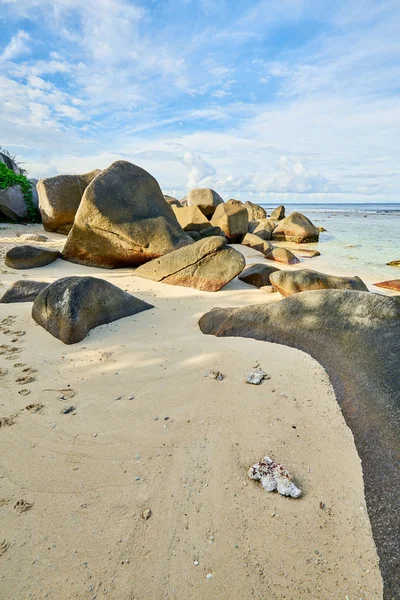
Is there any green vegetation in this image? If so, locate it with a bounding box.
[0,162,39,222]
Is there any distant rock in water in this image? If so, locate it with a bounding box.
[5,245,60,269]
[187,188,224,217]
[135,236,245,292]
[386,260,400,267]
[272,212,319,243]
[239,263,280,288]
[0,280,49,303]
[270,205,285,220]
[270,269,368,296]
[265,247,300,265]
[62,161,192,268]
[199,290,400,598]
[32,276,153,344]
[374,280,400,292]
[37,169,101,234]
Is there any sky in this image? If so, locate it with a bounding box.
[1,0,400,203]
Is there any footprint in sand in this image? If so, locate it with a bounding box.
[0,344,22,360]
[18,389,31,396]
[0,368,8,377]
[43,388,76,399]
[13,499,33,514]
[0,540,10,556]
[16,375,36,385]
[1,316,16,326]
[0,414,17,428]
[13,362,26,368]
[25,403,44,413]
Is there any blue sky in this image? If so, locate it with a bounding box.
[1,0,400,202]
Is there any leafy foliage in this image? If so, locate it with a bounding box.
[0,162,39,222]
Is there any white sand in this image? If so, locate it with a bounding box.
[0,224,383,599]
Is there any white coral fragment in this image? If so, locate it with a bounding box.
[248,455,302,498]
[245,367,269,385]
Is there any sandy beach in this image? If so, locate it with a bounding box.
[0,224,384,600]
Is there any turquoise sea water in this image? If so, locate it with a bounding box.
[260,203,400,282]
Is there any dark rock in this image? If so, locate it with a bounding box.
[37,170,101,234]
[198,290,400,598]
[374,280,400,292]
[186,230,202,241]
[265,247,300,265]
[201,226,223,238]
[0,185,29,221]
[5,245,60,269]
[241,233,273,256]
[164,195,181,206]
[0,152,21,174]
[318,226,327,232]
[135,236,245,292]
[32,276,153,344]
[210,203,248,242]
[0,280,49,303]
[387,260,400,267]
[270,205,285,220]
[62,161,192,268]
[272,212,319,243]
[270,269,369,297]
[239,263,280,288]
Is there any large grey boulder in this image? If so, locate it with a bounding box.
[0,152,21,174]
[135,236,245,292]
[187,188,224,217]
[272,212,319,243]
[0,280,49,303]
[239,264,280,288]
[270,269,368,297]
[198,290,400,597]
[5,245,60,269]
[163,195,181,207]
[0,185,28,221]
[210,203,248,242]
[32,276,153,344]
[37,169,101,234]
[62,161,192,269]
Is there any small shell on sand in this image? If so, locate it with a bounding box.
[248,455,302,498]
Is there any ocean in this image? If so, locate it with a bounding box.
[260,202,400,281]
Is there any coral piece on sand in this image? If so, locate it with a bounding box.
[248,456,302,498]
[245,368,269,385]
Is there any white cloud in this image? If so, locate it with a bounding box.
[0,30,30,62]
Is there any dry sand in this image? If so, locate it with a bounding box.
[0,224,383,599]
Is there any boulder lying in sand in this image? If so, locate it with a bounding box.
[5,245,60,269]
[211,203,248,242]
[135,236,245,292]
[270,205,285,220]
[16,233,48,242]
[198,290,400,596]
[62,161,192,268]
[241,233,273,256]
[272,212,319,243]
[37,169,101,234]
[265,247,300,265]
[248,219,275,240]
[0,280,49,303]
[270,269,368,297]
[374,280,400,292]
[248,455,302,498]
[172,205,211,232]
[239,263,280,288]
[243,201,266,221]
[187,188,224,217]
[0,185,31,221]
[287,247,320,258]
[32,276,153,344]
